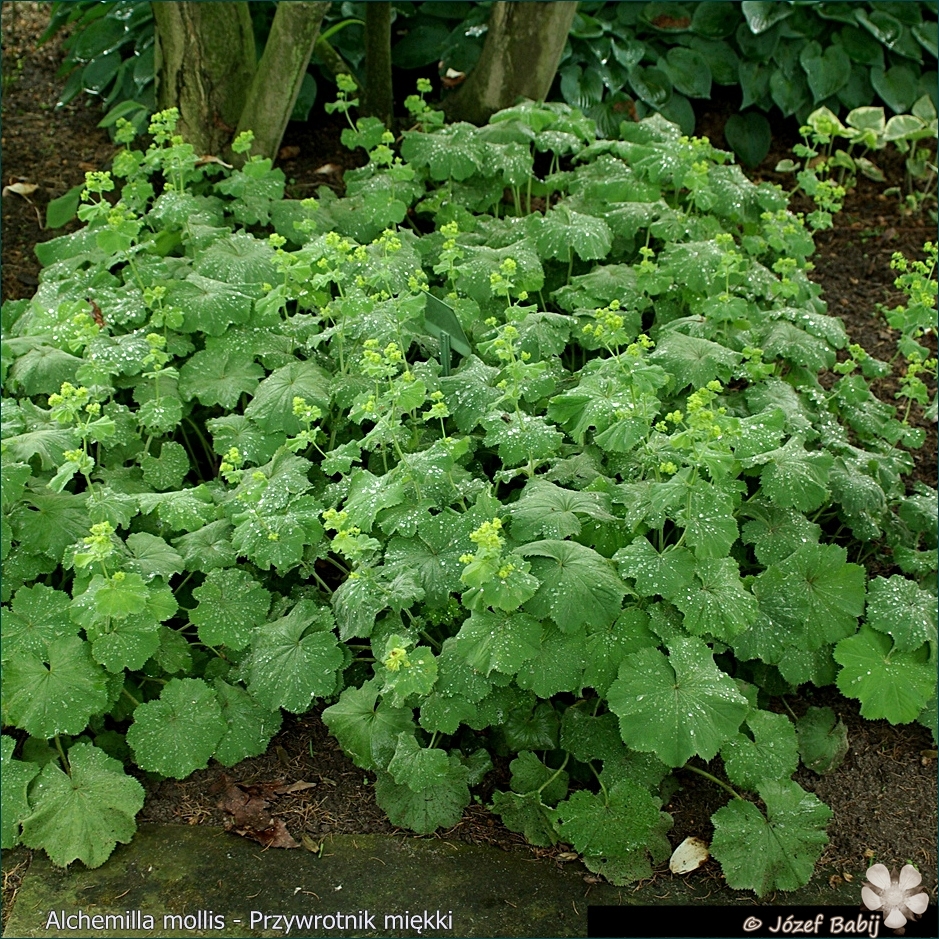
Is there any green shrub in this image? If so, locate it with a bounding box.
[1,101,935,894]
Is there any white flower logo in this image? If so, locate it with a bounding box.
[861,863,930,931]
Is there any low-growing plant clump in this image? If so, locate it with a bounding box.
[1,93,936,897]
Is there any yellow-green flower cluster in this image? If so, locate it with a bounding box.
[459,518,504,564]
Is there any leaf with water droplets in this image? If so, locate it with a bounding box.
[213,680,283,767]
[321,680,415,771]
[608,637,748,766]
[710,779,831,897]
[248,600,343,712]
[2,585,77,658]
[19,742,144,868]
[864,575,936,652]
[1,735,40,849]
[374,754,470,834]
[834,626,934,724]
[190,568,272,651]
[721,709,798,791]
[126,678,226,777]
[520,539,626,633]
[3,635,109,738]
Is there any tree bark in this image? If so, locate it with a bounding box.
[235,2,331,161]
[443,2,579,125]
[152,2,256,155]
[362,2,393,128]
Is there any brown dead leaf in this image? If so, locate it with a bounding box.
[278,145,301,161]
[273,780,316,795]
[314,163,341,176]
[212,774,300,850]
[194,155,233,169]
[830,874,844,887]
[843,872,854,882]
[78,161,98,172]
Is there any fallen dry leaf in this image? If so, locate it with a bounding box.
[278,145,301,161]
[273,780,316,794]
[212,774,300,849]
[194,155,233,169]
[2,181,38,197]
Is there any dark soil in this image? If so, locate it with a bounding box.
[2,2,936,929]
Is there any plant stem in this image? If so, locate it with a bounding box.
[683,763,743,799]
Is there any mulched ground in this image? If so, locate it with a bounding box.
[2,2,936,927]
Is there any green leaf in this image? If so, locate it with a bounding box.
[172,519,237,572]
[400,123,485,180]
[439,356,503,433]
[721,709,799,791]
[10,490,89,562]
[660,47,711,98]
[582,608,658,697]
[374,755,470,834]
[178,349,264,409]
[190,569,272,651]
[387,733,451,791]
[8,345,83,396]
[164,274,254,336]
[710,780,832,897]
[652,332,739,389]
[510,480,615,542]
[740,503,821,566]
[614,540,696,599]
[248,600,343,712]
[123,533,184,583]
[678,484,739,560]
[138,440,190,492]
[333,567,424,640]
[456,609,542,677]
[795,706,848,775]
[1,735,40,849]
[672,557,759,640]
[870,64,919,114]
[384,512,473,608]
[527,204,612,263]
[3,636,109,738]
[139,486,216,533]
[834,626,934,724]
[864,575,936,652]
[502,699,559,751]
[90,571,150,619]
[629,65,672,109]
[552,781,660,857]
[753,544,866,650]
[757,439,833,512]
[509,750,569,804]
[490,790,558,847]
[210,680,281,766]
[380,643,437,708]
[608,637,749,766]
[512,621,586,698]
[800,42,851,103]
[19,742,144,869]
[193,230,278,285]
[245,360,331,435]
[344,469,407,533]
[482,412,563,468]
[126,678,226,777]
[2,585,77,659]
[741,1,793,34]
[560,707,623,763]
[321,681,415,771]
[520,540,625,633]
[723,112,771,167]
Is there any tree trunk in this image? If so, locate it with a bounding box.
[362,2,393,128]
[152,2,256,155]
[443,2,578,125]
[235,1,331,161]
